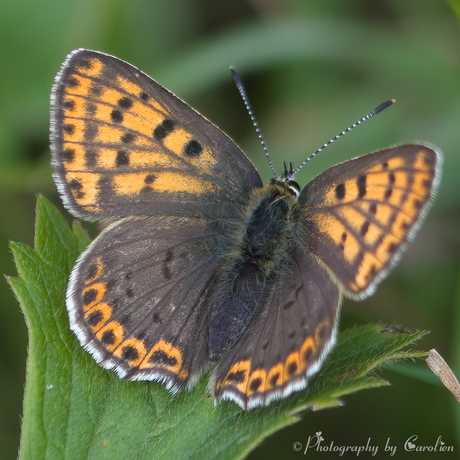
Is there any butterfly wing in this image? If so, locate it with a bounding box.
[296,144,442,299]
[213,250,340,409]
[51,49,262,221]
[68,216,227,389]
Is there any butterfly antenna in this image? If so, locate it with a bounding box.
[288,99,396,180]
[230,67,277,178]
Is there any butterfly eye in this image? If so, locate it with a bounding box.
[287,180,300,197]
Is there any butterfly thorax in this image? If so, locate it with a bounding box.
[242,179,298,267]
[209,179,298,361]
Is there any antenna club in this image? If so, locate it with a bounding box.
[373,99,396,115]
[230,67,242,86]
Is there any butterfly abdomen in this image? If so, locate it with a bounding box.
[209,180,298,361]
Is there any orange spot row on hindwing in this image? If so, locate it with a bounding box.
[220,320,328,397]
[80,257,188,381]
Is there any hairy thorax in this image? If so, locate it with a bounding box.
[210,179,299,360]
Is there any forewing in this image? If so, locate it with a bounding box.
[213,250,340,409]
[51,49,262,221]
[297,144,442,299]
[68,216,224,390]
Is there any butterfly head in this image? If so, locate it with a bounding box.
[275,161,300,197]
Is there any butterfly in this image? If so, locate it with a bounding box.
[50,49,442,410]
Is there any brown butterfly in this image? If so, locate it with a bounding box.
[50,49,442,409]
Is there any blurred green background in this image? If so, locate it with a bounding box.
[1,0,459,458]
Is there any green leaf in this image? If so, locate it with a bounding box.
[9,196,427,460]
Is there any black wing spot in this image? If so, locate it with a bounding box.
[358,174,367,198]
[149,350,177,367]
[87,310,103,327]
[144,174,156,184]
[75,57,92,69]
[101,330,116,345]
[121,132,135,143]
[269,372,280,386]
[118,97,133,109]
[65,76,79,88]
[400,220,410,231]
[250,377,262,392]
[153,312,161,324]
[63,124,75,135]
[63,99,75,110]
[154,119,175,140]
[303,346,313,362]
[111,109,123,123]
[419,153,432,167]
[122,346,139,361]
[367,264,377,280]
[82,288,97,305]
[413,198,423,210]
[62,149,75,162]
[226,369,246,384]
[116,150,130,167]
[287,361,298,377]
[335,183,346,200]
[184,139,203,157]
[69,179,85,198]
[360,221,370,237]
